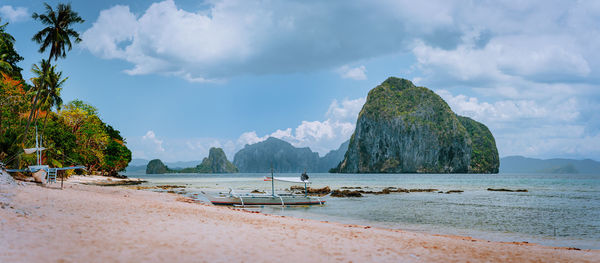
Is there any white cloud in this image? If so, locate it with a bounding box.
[142,130,165,153]
[337,65,367,80]
[413,35,591,84]
[237,97,364,155]
[435,89,600,159]
[325,97,366,122]
[237,131,268,147]
[0,5,28,23]
[82,5,137,59]
[436,89,581,123]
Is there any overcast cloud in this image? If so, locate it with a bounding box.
[83,0,600,160]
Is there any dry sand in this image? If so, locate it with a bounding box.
[1,177,598,263]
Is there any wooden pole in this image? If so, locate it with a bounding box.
[61,171,64,189]
[305,182,307,197]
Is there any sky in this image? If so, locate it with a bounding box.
[2,0,600,162]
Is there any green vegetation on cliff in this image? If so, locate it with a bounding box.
[457,116,499,173]
[335,77,498,174]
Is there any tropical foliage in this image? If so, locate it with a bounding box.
[0,19,24,79]
[0,3,131,176]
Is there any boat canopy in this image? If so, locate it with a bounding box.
[23,147,46,154]
[264,176,311,184]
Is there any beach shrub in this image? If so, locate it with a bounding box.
[102,125,132,176]
[57,100,131,174]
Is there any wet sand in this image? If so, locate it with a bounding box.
[1,178,598,262]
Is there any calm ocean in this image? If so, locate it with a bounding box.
[129,172,600,249]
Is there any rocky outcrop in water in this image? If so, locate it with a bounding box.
[334,77,499,173]
[194,147,238,173]
[146,159,168,174]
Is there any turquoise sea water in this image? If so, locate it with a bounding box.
[128,172,600,249]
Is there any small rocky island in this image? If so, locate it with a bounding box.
[146,159,171,174]
[183,147,238,173]
[145,147,238,174]
[334,77,499,173]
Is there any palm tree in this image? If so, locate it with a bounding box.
[22,2,84,145]
[0,20,14,74]
[0,19,24,78]
[0,27,13,73]
[0,50,12,75]
[22,60,51,146]
[39,66,66,131]
[31,2,84,62]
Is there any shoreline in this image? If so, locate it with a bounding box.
[1,176,598,262]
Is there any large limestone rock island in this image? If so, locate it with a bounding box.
[336,77,499,173]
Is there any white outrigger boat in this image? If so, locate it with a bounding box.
[201,170,326,206]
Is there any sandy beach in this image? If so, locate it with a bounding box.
[1,176,598,263]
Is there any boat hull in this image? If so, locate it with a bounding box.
[202,192,325,206]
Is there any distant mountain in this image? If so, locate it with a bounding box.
[129,158,150,166]
[233,137,348,173]
[233,137,319,173]
[500,156,600,174]
[125,164,146,173]
[319,140,349,172]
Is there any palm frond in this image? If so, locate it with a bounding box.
[31,2,84,61]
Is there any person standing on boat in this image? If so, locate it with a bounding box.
[301,170,309,181]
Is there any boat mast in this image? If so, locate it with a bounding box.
[271,166,275,197]
[35,126,40,165]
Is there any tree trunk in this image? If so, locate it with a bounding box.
[0,101,4,135]
[21,86,43,146]
[42,110,50,133]
[39,92,51,134]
